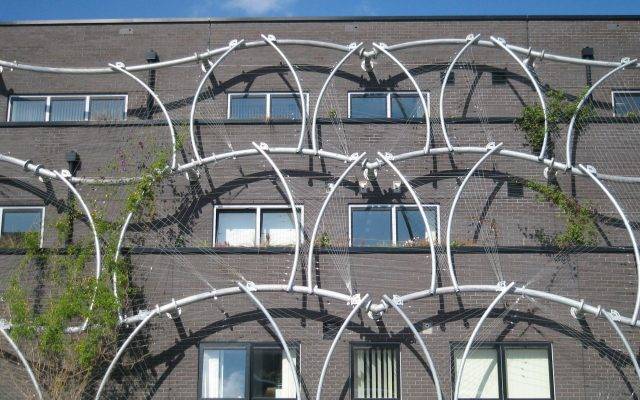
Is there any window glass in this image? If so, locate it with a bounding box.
[396,206,437,246]
[353,345,399,399]
[230,95,267,119]
[2,209,42,234]
[270,94,303,120]
[350,93,387,118]
[260,209,300,247]
[10,98,46,122]
[201,348,247,399]
[614,92,640,116]
[252,347,297,398]
[454,347,500,399]
[90,98,126,121]
[505,348,551,399]
[351,208,392,246]
[50,98,85,121]
[390,93,425,119]
[216,210,256,247]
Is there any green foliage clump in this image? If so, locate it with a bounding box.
[523,179,598,248]
[516,87,593,151]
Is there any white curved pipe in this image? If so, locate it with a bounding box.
[373,43,431,151]
[109,62,177,170]
[310,42,362,153]
[602,310,640,384]
[189,39,244,162]
[113,212,133,322]
[578,164,640,324]
[306,152,366,291]
[94,307,160,400]
[439,34,481,151]
[54,171,102,332]
[491,37,549,159]
[454,282,515,400]
[0,327,43,400]
[238,282,301,400]
[565,58,637,168]
[261,34,308,152]
[378,152,438,293]
[252,142,300,291]
[0,39,351,74]
[382,294,443,400]
[445,143,503,290]
[315,293,370,400]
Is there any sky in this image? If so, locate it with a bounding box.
[1,0,640,21]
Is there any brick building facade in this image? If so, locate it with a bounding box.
[0,15,640,400]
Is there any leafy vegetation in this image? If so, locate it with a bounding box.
[522,179,598,248]
[515,87,593,152]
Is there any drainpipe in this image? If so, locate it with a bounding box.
[145,49,159,119]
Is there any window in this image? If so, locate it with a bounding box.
[612,91,640,117]
[8,95,127,122]
[214,206,303,247]
[452,343,554,400]
[348,92,429,119]
[227,93,309,120]
[0,207,44,247]
[351,343,400,400]
[199,343,298,400]
[349,204,439,247]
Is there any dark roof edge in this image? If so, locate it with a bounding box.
[0,14,639,26]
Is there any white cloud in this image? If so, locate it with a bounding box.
[221,0,297,16]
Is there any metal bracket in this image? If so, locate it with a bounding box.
[60,169,72,178]
[392,294,403,307]
[497,280,507,289]
[610,308,622,321]
[258,142,269,151]
[246,281,257,292]
[0,319,10,330]
[348,293,362,306]
[570,299,586,319]
[165,298,182,319]
[348,42,359,50]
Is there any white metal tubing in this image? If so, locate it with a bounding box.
[310,42,362,153]
[445,143,504,290]
[189,39,244,162]
[377,152,438,293]
[565,58,637,168]
[306,153,366,291]
[94,307,160,400]
[490,37,549,159]
[3,37,633,76]
[252,142,301,291]
[386,38,640,69]
[454,282,516,400]
[237,282,301,400]
[54,171,103,332]
[373,43,431,151]
[382,294,443,400]
[0,39,351,75]
[315,293,370,400]
[108,63,177,170]
[0,327,43,400]
[261,34,308,152]
[578,164,640,324]
[602,310,640,384]
[439,34,481,151]
[113,212,133,322]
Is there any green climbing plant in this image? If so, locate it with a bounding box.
[2,140,172,398]
[516,87,594,152]
[521,179,598,248]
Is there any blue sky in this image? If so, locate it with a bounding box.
[2,0,640,21]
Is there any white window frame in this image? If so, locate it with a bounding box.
[0,206,46,247]
[611,90,640,117]
[348,204,440,247]
[226,92,309,119]
[213,204,304,247]
[347,91,430,119]
[8,94,128,122]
